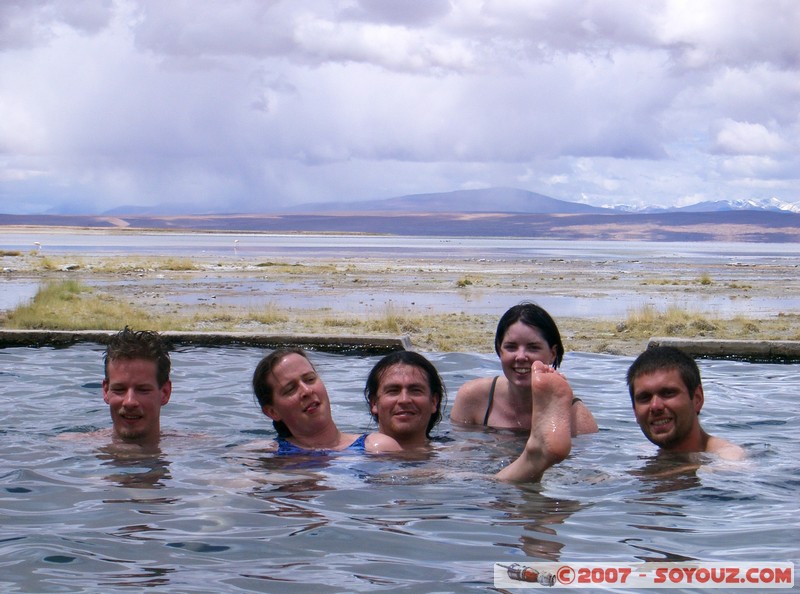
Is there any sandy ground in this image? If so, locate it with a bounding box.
[3,240,800,354]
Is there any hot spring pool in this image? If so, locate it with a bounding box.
[1,345,797,592]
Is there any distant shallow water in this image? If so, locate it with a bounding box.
[92,275,800,318]
[3,233,800,318]
[1,345,798,592]
[0,279,39,310]
[3,230,800,261]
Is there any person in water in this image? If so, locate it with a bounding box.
[627,346,745,461]
[251,348,402,454]
[450,302,597,436]
[364,351,445,451]
[366,350,574,482]
[100,327,173,449]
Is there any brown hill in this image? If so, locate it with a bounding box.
[2,210,800,242]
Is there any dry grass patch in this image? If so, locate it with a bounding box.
[157,257,198,271]
[25,255,200,274]
[614,304,718,338]
[561,306,800,355]
[455,277,474,288]
[5,281,799,354]
[37,256,64,271]
[642,274,714,287]
[246,303,289,325]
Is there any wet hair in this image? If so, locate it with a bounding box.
[494,301,564,368]
[626,346,702,404]
[104,327,171,387]
[364,351,446,438]
[252,347,310,438]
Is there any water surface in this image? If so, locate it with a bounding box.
[1,345,797,592]
[4,230,800,262]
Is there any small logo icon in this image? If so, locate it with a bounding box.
[557,565,576,585]
[504,563,557,587]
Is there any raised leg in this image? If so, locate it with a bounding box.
[495,361,573,482]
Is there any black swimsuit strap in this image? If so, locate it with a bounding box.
[482,376,499,426]
[483,376,582,427]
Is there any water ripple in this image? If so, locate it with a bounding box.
[0,345,797,591]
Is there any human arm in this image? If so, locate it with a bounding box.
[570,400,599,436]
[364,432,405,453]
[706,436,746,461]
[449,377,493,425]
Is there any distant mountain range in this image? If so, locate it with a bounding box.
[279,188,800,215]
[611,197,800,214]
[281,187,610,214]
[95,187,800,217]
[3,188,799,242]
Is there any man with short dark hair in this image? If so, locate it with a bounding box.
[627,346,744,460]
[101,327,172,448]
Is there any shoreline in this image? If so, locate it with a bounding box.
[3,231,800,355]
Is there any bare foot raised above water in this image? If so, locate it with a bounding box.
[495,361,573,482]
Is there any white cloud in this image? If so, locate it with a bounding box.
[713,120,793,155]
[657,0,800,70]
[0,0,798,214]
[719,155,795,179]
[292,17,476,73]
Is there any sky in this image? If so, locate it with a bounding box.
[1,0,799,215]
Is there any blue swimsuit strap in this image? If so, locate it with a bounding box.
[276,434,367,455]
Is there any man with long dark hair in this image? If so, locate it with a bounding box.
[366,351,573,482]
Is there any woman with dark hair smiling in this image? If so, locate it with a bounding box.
[450,302,598,436]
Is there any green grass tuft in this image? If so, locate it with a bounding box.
[5,280,156,330]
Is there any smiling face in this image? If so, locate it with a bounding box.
[370,363,439,445]
[498,321,558,389]
[261,352,333,436]
[103,358,171,444]
[631,368,704,451]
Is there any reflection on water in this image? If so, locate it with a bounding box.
[0,345,798,592]
[96,445,172,489]
[489,491,586,562]
[632,453,705,494]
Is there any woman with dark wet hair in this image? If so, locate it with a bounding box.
[450,302,597,436]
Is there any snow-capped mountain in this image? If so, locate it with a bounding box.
[682,198,800,213]
[289,189,800,215]
[610,197,800,214]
